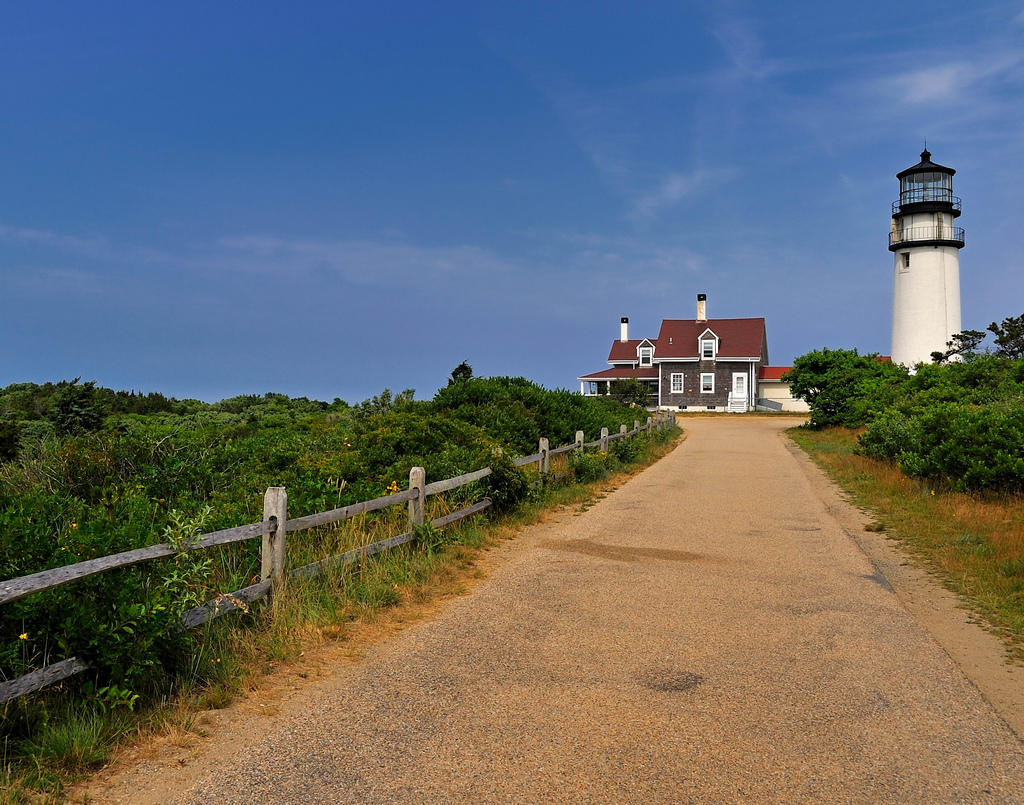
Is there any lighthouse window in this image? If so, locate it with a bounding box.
[902,252,911,270]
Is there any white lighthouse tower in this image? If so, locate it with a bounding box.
[890,149,965,367]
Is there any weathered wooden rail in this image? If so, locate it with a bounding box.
[0,411,675,703]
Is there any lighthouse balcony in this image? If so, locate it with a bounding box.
[888,225,965,250]
[892,192,961,216]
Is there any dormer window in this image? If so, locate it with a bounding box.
[638,347,653,367]
[701,338,716,360]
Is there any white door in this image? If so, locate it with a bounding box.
[732,373,747,399]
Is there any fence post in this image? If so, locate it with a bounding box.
[261,487,287,584]
[408,467,425,530]
[539,437,549,475]
[647,416,653,431]
[633,419,640,433]
[575,430,584,450]
[619,424,627,436]
[600,427,609,453]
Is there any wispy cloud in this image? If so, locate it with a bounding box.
[627,168,739,223]
[708,4,785,83]
[211,235,511,289]
[874,53,1024,106]
[0,223,111,258]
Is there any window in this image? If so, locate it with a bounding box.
[670,373,684,393]
[701,373,714,393]
[639,347,653,367]
[901,252,910,271]
[701,338,716,359]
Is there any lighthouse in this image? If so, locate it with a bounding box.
[890,149,965,367]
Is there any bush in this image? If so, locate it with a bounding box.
[784,349,905,428]
[0,375,666,706]
[482,449,529,512]
[568,450,610,483]
[46,381,104,437]
[610,434,640,463]
[860,402,1024,493]
[0,421,19,462]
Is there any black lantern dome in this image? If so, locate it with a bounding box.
[892,148,960,219]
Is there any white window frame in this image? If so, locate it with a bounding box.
[701,338,716,359]
[638,347,653,367]
[700,373,715,393]
[670,373,684,393]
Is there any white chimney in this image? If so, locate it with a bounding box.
[620,317,629,342]
[696,293,707,322]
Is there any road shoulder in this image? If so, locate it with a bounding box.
[781,427,1024,738]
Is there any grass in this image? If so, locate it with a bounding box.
[789,426,1024,661]
[2,426,681,803]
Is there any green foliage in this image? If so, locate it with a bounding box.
[931,329,987,364]
[783,348,906,428]
[861,402,1024,493]
[432,376,635,454]
[610,434,640,463]
[481,449,529,513]
[447,361,473,385]
[568,450,610,483]
[352,388,416,422]
[0,373,661,715]
[45,380,104,437]
[989,313,1024,360]
[609,378,650,407]
[0,421,20,462]
[829,352,1024,493]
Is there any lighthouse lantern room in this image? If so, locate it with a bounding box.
[889,149,965,367]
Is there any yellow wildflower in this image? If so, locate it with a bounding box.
[19,633,28,640]
[70,523,78,530]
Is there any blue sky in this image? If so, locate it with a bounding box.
[3,1,1023,402]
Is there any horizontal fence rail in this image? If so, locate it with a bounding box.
[285,488,419,532]
[0,522,267,607]
[0,410,676,703]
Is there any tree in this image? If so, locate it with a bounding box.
[609,378,650,407]
[783,349,905,428]
[447,361,474,385]
[353,388,416,421]
[931,329,987,364]
[45,379,104,436]
[0,421,19,462]
[988,313,1024,360]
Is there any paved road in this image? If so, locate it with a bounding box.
[177,418,1024,804]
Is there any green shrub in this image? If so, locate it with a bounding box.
[784,349,905,428]
[0,421,19,462]
[0,376,667,707]
[859,402,1024,493]
[610,435,640,463]
[46,381,104,437]
[568,450,610,483]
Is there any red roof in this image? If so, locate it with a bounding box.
[607,339,646,362]
[654,318,766,360]
[578,367,658,381]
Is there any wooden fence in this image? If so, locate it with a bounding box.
[0,412,676,703]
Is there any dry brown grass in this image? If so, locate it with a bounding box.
[791,427,1024,658]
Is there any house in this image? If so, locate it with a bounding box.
[579,295,770,412]
[756,366,810,413]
